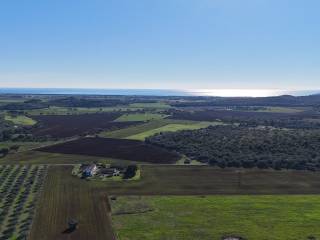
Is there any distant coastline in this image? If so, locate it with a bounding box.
[0,88,318,97]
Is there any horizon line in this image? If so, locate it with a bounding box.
[0,87,319,97]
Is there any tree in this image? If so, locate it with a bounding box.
[123,165,138,179]
[10,145,20,152]
[0,148,9,157]
[217,160,226,168]
[257,161,269,169]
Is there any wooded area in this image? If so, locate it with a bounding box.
[147,125,320,170]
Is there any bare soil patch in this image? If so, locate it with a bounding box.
[29,166,116,240]
[37,137,180,163]
[32,113,140,138]
[98,165,320,195]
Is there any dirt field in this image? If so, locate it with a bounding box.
[32,113,141,138]
[32,165,320,196]
[37,137,180,163]
[0,150,136,165]
[29,166,115,240]
[98,165,320,195]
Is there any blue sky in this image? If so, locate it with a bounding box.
[0,0,319,90]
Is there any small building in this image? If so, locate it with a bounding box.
[83,164,97,177]
[100,168,120,177]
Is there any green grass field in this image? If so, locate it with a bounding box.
[126,121,221,140]
[5,115,36,125]
[111,195,320,240]
[101,119,222,140]
[114,113,168,122]
[99,120,173,138]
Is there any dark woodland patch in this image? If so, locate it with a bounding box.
[147,125,320,170]
[169,109,320,129]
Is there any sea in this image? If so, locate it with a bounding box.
[0,88,318,97]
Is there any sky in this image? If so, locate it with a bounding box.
[0,0,320,91]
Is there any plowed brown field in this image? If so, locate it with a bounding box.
[37,137,180,163]
[29,166,116,240]
[32,113,140,138]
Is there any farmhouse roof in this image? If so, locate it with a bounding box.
[84,164,97,173]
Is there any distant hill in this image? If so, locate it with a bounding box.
[172,94,320,107]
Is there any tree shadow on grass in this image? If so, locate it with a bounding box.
[62,227,76,234]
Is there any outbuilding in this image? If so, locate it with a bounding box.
[100,168,120,177]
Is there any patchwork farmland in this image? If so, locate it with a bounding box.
[100,119,221,140]
[126,121,220,140]
[2,94,320,240]
[28,165,320,240]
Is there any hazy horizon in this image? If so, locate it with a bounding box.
[0,87,319,97]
